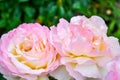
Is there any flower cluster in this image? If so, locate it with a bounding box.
[0,16,120,80]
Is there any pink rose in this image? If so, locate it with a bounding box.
[0,23,59,80]
[50,16,120,80]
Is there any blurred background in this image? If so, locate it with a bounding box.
[0,0,120,80]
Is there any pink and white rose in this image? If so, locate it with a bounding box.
[50,16,120,80]
[0,23,59,80]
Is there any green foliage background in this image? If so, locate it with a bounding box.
[0,0,120,80]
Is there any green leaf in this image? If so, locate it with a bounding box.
[108,20,116,32]
[0,20,6,28]
[72,0,90,15]
[18,0,29,3]
[59,6,65,16]
[24,6,35,18]
[73,1,80,9]
[1,12,10,19]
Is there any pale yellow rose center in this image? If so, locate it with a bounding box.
[67,37,106,59]
[20,41,32,52]
[92,37,106,51]
[11,38,48,70]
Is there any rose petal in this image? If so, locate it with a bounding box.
[66,64,85,80]
[74,64,101,78]
[50,65,73,80]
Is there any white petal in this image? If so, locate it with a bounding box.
[66,64,85,80]
[50,65,73,80]
[70,16,87,25]
[105,37,120,57]
[75,64,101,78]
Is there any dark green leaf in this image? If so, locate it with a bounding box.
[0,20,6,28]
